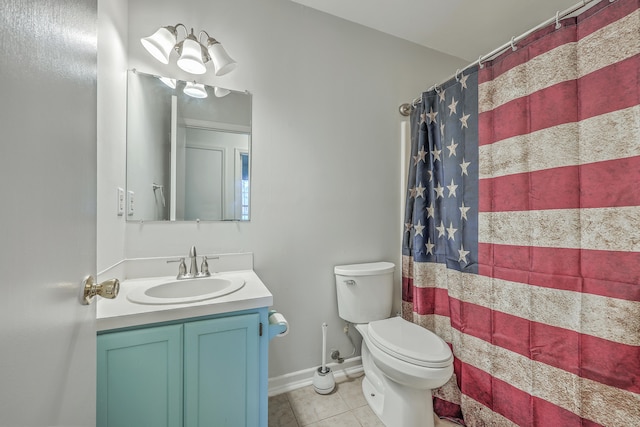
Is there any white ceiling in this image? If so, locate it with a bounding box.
[290,0,585,61]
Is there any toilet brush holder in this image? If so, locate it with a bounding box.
[312,366,335,394]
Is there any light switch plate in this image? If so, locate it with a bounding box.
[127,190,134,216]
[117,187,125,216]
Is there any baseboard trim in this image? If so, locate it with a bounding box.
[268,357,363,396]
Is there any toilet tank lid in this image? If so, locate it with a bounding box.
[334,262,395,276]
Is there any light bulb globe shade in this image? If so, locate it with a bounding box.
[158,76,176,89]
[184,82,208,98]
[140,27,176,64]
[207,43,237,76]
[214,87,231,97]
[177,37,207,75]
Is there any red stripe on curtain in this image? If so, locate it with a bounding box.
[479,156,640,212]
[580,155,640,209]
[410,286,446,316]
[477,243,640,300]
[478,55,639,145]
[402,276,413,302]
[432,397,463,421]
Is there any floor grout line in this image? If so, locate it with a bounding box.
[270,373,385,427]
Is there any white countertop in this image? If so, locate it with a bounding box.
[97,269,273,331]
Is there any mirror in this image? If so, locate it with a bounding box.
[126,70,251,222]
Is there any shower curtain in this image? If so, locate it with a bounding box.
[402,0,640,426]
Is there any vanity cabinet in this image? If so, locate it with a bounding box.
[184,314,260,426]
[97,310,266,427]
[97,324,183,427]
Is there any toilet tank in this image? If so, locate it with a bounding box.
[334,262,395,324]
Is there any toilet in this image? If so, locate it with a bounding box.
[335,262,453,427]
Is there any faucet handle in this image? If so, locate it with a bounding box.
[200,256,211,276]
[167,258,187,278]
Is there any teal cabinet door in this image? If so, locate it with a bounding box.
[184,314,260,427]
[97,325,183,427]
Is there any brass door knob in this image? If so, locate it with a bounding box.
[82,276,120,305]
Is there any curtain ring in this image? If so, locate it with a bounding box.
[555,11,561,29]
[478,55,484,69]
[434,84,441,94]
[510,36,517,51]
[455,69,461,82]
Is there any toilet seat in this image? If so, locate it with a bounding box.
[368,317,453,368]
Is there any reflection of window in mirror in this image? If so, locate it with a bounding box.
[241,152,249,220]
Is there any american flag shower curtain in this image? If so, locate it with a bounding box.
[402,0,640,425]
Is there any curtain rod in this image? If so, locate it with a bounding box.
[399,0,600,116]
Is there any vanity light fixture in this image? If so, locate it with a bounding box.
[141,24,237,76]
[183,81,208,98]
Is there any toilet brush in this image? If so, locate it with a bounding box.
[312,322,335,394]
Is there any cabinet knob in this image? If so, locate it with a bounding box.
[82,276,120,305]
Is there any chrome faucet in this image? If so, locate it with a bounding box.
[189,246,199,277]
[167,246,216,279]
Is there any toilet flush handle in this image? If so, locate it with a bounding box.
[344,280,356,285]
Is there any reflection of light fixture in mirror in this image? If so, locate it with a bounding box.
[141,24,236,76]
[183,81,208,98]
[158,76,176,89]
[214,87,231,98]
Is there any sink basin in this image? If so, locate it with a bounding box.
[127,276,245,305]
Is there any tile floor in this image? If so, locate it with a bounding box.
[268,373,461,427]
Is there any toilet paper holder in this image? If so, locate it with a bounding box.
[268,310,288,341]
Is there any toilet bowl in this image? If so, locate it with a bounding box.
[356,318,453,427]
[335,262,453,427]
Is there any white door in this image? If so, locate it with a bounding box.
[185,147,224,221]
[0,0,98,425]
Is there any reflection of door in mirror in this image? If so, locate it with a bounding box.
[186,145,223,220]
[175,127,249,221]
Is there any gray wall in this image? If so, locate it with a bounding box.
[98,0,466,378]
[97,0,128,274]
